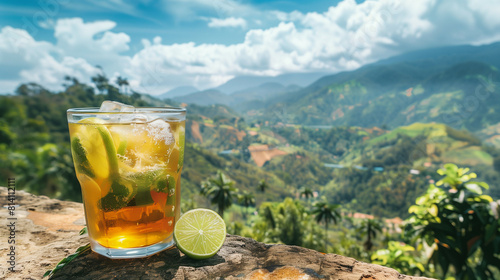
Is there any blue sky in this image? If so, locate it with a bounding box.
[1,0,499,95]
[1,0,345,51]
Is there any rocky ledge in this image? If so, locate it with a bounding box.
[0,187,434,280]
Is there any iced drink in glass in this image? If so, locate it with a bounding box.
[67,102,186,258]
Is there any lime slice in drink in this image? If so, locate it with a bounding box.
[74,117,134,211]
[174,209,226,259]
[74,117,110,179]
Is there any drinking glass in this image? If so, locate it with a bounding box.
[67,106,186,258]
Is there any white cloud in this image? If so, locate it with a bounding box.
[20,56,98,87]
[0,26,54,76]
[208,17,247,28]
[468,0,500,28]
[0,19,125,92]
[2,0,500,95]
[54,18,131,70]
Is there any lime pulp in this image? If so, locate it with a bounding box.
[174,209,226,259]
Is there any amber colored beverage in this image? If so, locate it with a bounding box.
[67,106,185,259]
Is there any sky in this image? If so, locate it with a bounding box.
[1,0,500,95]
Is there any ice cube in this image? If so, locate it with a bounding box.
[99,101,135,112]
[99,101,136,123]
[118,113,150,124]
[146,119,175,145]
[130,114,149,123]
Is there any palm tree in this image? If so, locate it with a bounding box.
[238,190,255,218]
[257,179,268,193]
[91,67,109,94]
[200,170,238,217]
[312,201,341,253]
[115,76,129,94]
[63,75,80,87]
[91,74,108,94]
[300,187,314,202]
[357,219,383,251]
[262,205,276,229]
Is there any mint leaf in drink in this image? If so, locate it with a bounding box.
[134,184,155,206]
[71,137,95,178]
[99,180,131,211]
[155,174,176,194]
[126,169,165,207]
[155,174,176,212]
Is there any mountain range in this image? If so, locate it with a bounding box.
[159,71,327,99]
[173,42,499,137]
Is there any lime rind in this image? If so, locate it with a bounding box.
[174,209,226,259]
[95,125,119,176]
[178,127,185,171]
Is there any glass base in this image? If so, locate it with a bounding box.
[90,236,175,259]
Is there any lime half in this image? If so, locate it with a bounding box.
[174,209,226,259]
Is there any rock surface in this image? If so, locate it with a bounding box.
[0,187,435,280]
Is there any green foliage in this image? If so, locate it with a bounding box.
[327,134,431,218]
[14,144,81,201]
[200,170,238,217]
[404,164,500,280]
[302,216,325,252]
[227,221,244,236]
[273,126,366,158]
[371,241,425,276]
[445,126,481,146]
[493,156,500,174]
[277,198,305,246]
[266,151,332,190]
[181,195,198,213]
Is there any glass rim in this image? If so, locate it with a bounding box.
[67,106,186,114]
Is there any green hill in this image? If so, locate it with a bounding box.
[256,61,499,133]
[321,122,498,217]
[180,105,500,218]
